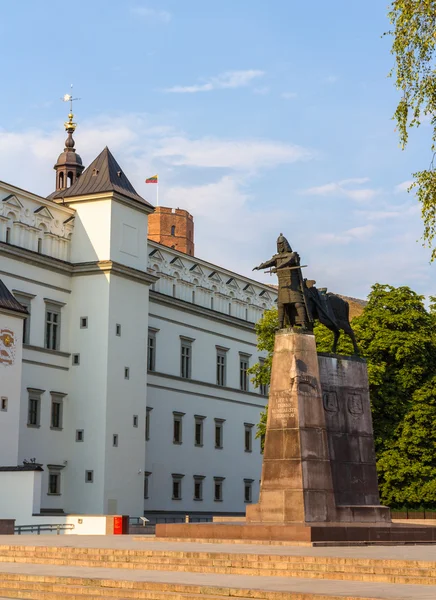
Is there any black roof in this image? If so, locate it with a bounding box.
[0,279,29,315]
[52,147,153,207]
[0,465,43,472]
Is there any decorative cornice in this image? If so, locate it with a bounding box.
[0,180,75,216]
[55,191,154,216]
[0,242,72,275]
[149,290,256,331]
[72,260,158,286]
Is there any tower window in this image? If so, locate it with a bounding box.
[67,171,74,187]
[59,172,65,189]
[171,225,176,236]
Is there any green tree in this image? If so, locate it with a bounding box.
[377,376,436,508]
[250,285,436,455]
[388,1,436,260]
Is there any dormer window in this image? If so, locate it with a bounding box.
[92,168,99,177]
[117,170,123,178]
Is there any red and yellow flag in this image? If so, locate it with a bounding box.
[145,175,158,184]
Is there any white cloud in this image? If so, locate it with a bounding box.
[303,178,379,203]
[165,70,264,93]
[281,92,297,100]
[155,135,312,170]
[130,6,172,22]
[394,180,414,193]
[317,224,375,245]
[356,203,419,221]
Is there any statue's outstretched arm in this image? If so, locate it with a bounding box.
[253,257,276,271]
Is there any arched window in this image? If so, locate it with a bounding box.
[67,171,74,187]
[59,172,65,189]
[171,225,176,236]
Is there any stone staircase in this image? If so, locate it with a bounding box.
[0,542,436,599]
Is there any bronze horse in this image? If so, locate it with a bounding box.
[305,281,359,355]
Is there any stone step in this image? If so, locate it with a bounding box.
[0,554,434,586]
[0,572,361,600]
[0,547,435,583]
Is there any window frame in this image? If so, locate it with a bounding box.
[172,473,184,500]
[85,470,94,483]
[145,407,153,441]
[144,471,151,499]
[213,476,225,502]
[180,337,194,379]
[47,464,63,496]
[76,429,84,442]
[50,393,66,430]
[244,422,254,453]
[27,388,43,428]
[244,478,254,503]
[214,418,225,449]
[216,346,229,387]
[147,328,159,372]
[194,415,205,447]
[193,475,205,501]
[239,353,251,392]
[173,411,185,444]
[44,300,64,351]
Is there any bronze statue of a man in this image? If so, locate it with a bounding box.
[253,233,311,330]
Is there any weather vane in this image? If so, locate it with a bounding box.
[61,84,80,132]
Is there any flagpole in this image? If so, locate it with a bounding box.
[156,182,159,207]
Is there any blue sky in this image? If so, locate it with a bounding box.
[0,0,434,299]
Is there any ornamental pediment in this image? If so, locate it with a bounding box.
[148,248,164,261]
[243,284,255,294]
[34,206,53,219]
[208,271,222,283]
[2,194,23,209]
[189,263,204,275]
[259,290,272,300]
[226,277,240,289]
[170,257,185,269]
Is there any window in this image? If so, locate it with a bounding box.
[14,292,32,345]
[47,465,63,495]
[194,475,205,501]
[214,477,224,501]
[113,434,118,447]
[27,389,42,427]
[116,324,121,336]
[172,473,184,500]
[45,302,62,351]
[145,407,153,441]
[244,479,254,503]
[5,227,11,244]
[216,347,228,387]
[76,429,84,442]
[85,470,94,483]
[50,394,65,430]
[72,354,80,365]
[171,225,176,236]
[48,473,60,495]
[180,338,193,379]
[239,354,250,392]
[144,472,151,499]
[215,418,225,449]
[80,317,88,329]
[173,412,184,444]
[1,397,8,411]
[244,423,253,452]
[133,415,138,428]
[147,328,158,372]
[124,367,130,379]
[194,415,205,447]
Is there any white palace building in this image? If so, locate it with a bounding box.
[0,112,276,522]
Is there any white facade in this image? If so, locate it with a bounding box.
[0,154,276,520]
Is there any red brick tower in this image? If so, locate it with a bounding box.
[148,207,194,256]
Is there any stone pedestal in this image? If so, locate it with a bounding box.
[246,331,336,523]
[247,331,390,525]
